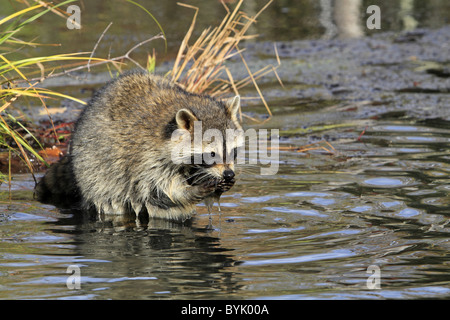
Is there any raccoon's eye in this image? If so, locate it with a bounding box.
[210,151,216,157]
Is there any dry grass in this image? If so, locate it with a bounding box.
[0,0,84,183]
[168,1,339,156]
[168,0,282,122]
[1,0,335,187]
[0,1,167,183]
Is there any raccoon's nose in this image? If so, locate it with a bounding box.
[223,169,235,181]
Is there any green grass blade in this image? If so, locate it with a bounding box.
[126,0,167,52]
[0,0,77,46]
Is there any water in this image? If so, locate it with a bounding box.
[1,109,449,300]
[1,0,449,300]
[2,0,450,60]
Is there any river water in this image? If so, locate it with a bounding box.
[0,0,449,300]
[1,105,449,299]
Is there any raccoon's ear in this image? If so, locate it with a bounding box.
[176,109,198,132]
[225,95,240,119]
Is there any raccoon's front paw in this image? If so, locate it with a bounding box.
[191,179,217,201]
[216,178,235,193]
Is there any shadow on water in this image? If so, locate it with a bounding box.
[0,202,243,299]
[1,108,449,299]
[52,210,242,300]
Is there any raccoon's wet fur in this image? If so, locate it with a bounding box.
[35,71,243,221]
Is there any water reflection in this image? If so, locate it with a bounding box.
[242,248,354,266]
[1,0,449,60]
[399,0,419,31]
[1,114,450,299]
[320,0,364,39]
[363,177,409,187]
[47,210,242,299]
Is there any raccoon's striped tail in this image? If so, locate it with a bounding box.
[34,155,80,207]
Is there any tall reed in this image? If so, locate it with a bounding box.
[169,0,282,122]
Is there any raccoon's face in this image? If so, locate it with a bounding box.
[173,95,243,186]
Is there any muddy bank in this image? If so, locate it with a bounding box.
[4,25,447,157]
[25,25,449,127]
[241,25,450,121]
[4,26,448,174]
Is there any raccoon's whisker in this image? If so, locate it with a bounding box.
[184,167,211,185]
[237,164,260,169]
[236,166,260,175]
[191,173,211,185]
[182,170,204,183]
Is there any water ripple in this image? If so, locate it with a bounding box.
[263,206,328,217]
[242,249,355,266]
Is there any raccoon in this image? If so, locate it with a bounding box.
[35,71,243,221]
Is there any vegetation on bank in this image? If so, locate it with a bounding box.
[0,0,280,186]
